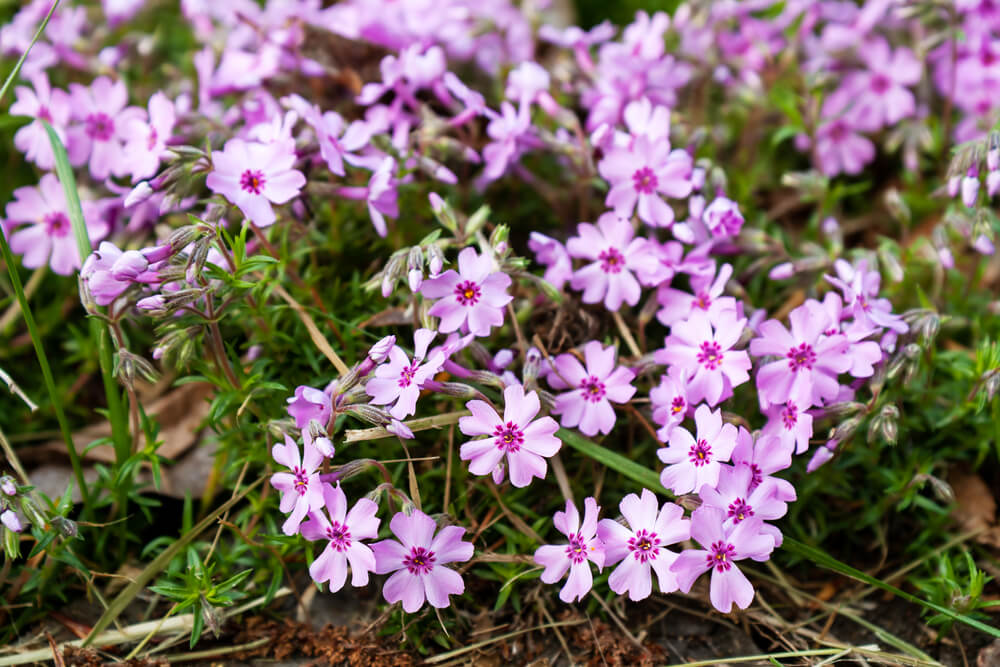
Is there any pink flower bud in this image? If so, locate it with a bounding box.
[690,167,706,191]
[142,243,172,263]
[124,181,154,208]
[386,419,414,439]
[408,268,423,292]
[806,445,834,473]
[0,477,16,496]
[1,509,23,533]
[947,174,961,198]
[381,274,394,298]
[974,234,995,255]
[989,147,999,171]
[768,262,795,280]
[962,167,980,208]
[988,171,1000,198]
[428,192,445,214]
[368,336,396,363]
[110,250,150,281]
[937,246,955,269]
[821,216,840,236]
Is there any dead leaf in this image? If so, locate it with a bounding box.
[948,469,1000,549]
[38,383,213,463]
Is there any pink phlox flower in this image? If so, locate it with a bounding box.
[658,404,738,495]
[597,489,690,601]
[750,299,852,410]
[698,463,794,544]
[549,341,636,436]
[338,157,399,237]
[527,232,573,291]
[538,21,615,72]
[818,291,885,377]
[421,247,513,337]
[365,328,445,420]
[81,241,166,306]
[505,61,559,115]
[4,173,109,276]
[287,385,333,430]
[533,497,605,603]
[649,368,691,442]
[481,101,535,183]
[284,94,371,176]
[299,483,379,592]
[270,434,325,536]
[10,72,71,170]
[459,384,560,487]
[670,505,775,613]
[67,76,147,179]
[814,92,875,177]
[623,97,672,142]
[761,402,814,455]
[731,430,796,501]
[566,213,660,311]
[598,134,693,228]
[840,37,921,131]
[701,197,745,239]
[122,91,176,183]
[622,10,671,59]
[656,262,737,327]
[371,509,474,613]
[357,45,449,108]
[655,309,751,406]
[825,259,908,335]
[443,71,488,126]
[205,137,306,227]
[245,109,299,145]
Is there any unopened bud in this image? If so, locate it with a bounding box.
[832,415,863,442]
[884,188,911,225]
[984,370,1000,402]
[52,515,79,538]
[0,476,17,497]
[489,224,510,249]
[1,509,23,533]
[768,262,794,280]
[124,181,155,208]
[465,204,491,236]
[369,336,396,364]
[427,245,445,277]
[343,403,392,426]
[167,225,203,251]
[387,419,414,439]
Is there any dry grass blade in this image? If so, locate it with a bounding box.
[271,282,350,375]
[344,410,470,442]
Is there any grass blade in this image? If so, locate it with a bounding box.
[43,121,132,465]
[784,537,1000,639]
[0,230,88,505]
[0,0,59,105]
[83,477,264,645]
[556,428,662,491]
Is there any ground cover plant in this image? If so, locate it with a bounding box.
[0,0,999,664]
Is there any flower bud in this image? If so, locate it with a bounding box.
[53,515,79,538]
[387,419,414,439]
[343,403,392,426]
[0,476,17,497]
[883,188,911,225]
[407,269,423,292]
[465,204,491,236]
[167,225,203,251]
[427,245,445,277]
[768,262,794,280]
[1,509,23,533]
[947,174,961,198]
[962,167,980,208]
[124,181,155,208]
[806,443,835,473]
[110,250,150,281]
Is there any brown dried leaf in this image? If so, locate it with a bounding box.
[949,469,1000,549]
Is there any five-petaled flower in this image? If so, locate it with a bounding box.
[270,434,324,536]
[371,509,474,613]
[549,341,636,436]
[421,247,513,337]
[459,384,561,487]
[658,404,738,495]
[206,137,306,227]
[365,328,445,420]
[300,483,380,592]
[534,497,605,603]
[566,213,660,311]
[597,489,691,601]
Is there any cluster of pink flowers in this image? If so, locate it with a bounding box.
[2,0,927,619]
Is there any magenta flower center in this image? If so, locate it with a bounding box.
[692,291,712,310]
[325,521,352,551]
[786,343,816,371]
[727,498,754,523]
[748,463,763,492]
[43,212,70,237]
[579,376,607,403]
[147,128,159,151]
[37,106,52,123]
[85,112,115,141]
[627,529,661,563]
[598,247,625,274]
[240,169,266,195]
[781,402,798,429]
[565,533,591,564]
[670,396,686,414]
[697,341,724,370]
[632,166,658,194]
[707,541,736,572]
[827,120,848,142]
[689,438,712,467]
[397,363,418,388]
[403,546,436,575]
[292,467,309,495]
[870,73,891,94]
[712,210,742,236]
[454,280,482,306]
[493,421,524,453]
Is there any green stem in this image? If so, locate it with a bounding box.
[0,228,89,505]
